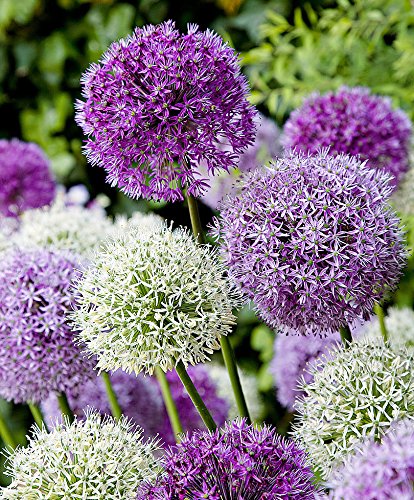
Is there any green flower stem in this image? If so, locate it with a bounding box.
[185,193,251,421]
[374,303,388,342]
[57,393,75,424]
[175,361,217,431]
[155,367,183,440]
[28,403,48,431]
[220,335,251,422]
[0,411,17,449]
[339,324,353,346]
[101,372,123,421]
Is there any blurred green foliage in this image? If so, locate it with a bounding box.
[243,0,414,122]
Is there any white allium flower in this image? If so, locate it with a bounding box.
[208,363,263,421]
[361,307,414,352]
[1,411,160,499]
[71,224,242,375]
[114,210,164,234]
[292,339,414,480]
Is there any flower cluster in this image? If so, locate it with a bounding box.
[138,419,319,499]
[0,139,55,217]
[72,224,242,374]
[201,113,281,209]
[212,150,406,335]
[271,332,341,411]
[2,411,160,499]
[329,419,414,499]
[0,248,94,404]
[293,339,414,478]
[76,20,256,202]
[283,87,412,187]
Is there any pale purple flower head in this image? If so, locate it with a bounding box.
[283,87,412,188]
[0,139,55,217]
[42,370,164,437]
[201,113,281,209]
[330,419,414,499]
[212,150,406,335]
[76,20,256,202]
[271,332,340,411]
[138,419,319,499]
[160,365,230,445]
[0,248,95,404]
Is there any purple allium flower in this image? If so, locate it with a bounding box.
[42,370,164,437]
[271,332,340,411]
[329,419,414,499]
[201,113,281,209]
[283,87,412,188]
[138,418,319,499]
[0,139,55,217]
[0,248,94,404]
[212,150,406,335]
[75,20,256,203]
[159,365,230,446]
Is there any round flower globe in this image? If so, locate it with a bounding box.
[0,248,95,404]
[292,339,414,479]
[329,419,414,499]
[271,332,341,411]
[201,113,282,209]
[212,150,406,335]
[71,224,241,374]
[2,411,160,499]
[283,87,412,188]
[75,20,256,202]
[0,139,55,217]
[138,419,320,499]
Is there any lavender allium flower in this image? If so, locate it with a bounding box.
[212,150,406,335]
[293,339,414,479]
[2,411,161,499]
[42,370,164,437]
[160,365,230,445]
[0,248,94,404]
[330,419,414,499]
[138,419,319,499]
[76,20,256,202]
[0,139,55,217]
[283,87,412,188]
[201,113,281,209]
[72,224,241,374]
[271,332,340,411]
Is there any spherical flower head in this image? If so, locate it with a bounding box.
[283,87,412,188]
[212,150,407,335]
[2,411,161,499]
[329,419,414,499]
[72,223,242,374]
[361,306,414,352]
[75,20,256,203]
[292,339,414,479]
[201,113,281,209]
[138,418,320,499]
[271,331,341,411]
[0,248,95,404]
[41,370,165,437]
[0,139,55,217]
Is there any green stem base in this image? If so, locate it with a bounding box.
[339,325,353,346]
[57,393,75,424]
[155,367,183,440]
[101,372,123,420]
[374,303,388,342]
[0,412,17,449]
[28,403,48,431]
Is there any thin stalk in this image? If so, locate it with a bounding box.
[374,303,388,342]
[339,325,353,346]
[175,361,217,431]
[220,335,251,422]
[0,412,17,449]
[101,372,123,420]
[185,193,251,421]
[155,367,183,440]
[57,393,75,424]
[28,403,48,431]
